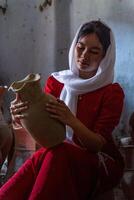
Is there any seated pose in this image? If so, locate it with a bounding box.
[0,20,125,200]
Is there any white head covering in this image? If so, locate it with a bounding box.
[52,21,115,140]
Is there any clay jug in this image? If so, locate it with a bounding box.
[9,74,66,148]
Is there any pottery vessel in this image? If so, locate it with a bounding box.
[0,86,7,105]
[9,74,66,148]
[0,86,13,170]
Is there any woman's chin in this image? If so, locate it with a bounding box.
[77,65,88,71]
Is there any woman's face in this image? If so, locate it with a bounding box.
[74,33,105,79]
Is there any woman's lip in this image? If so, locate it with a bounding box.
[78,60,89,66]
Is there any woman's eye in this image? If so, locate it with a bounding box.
[90,50,99,55]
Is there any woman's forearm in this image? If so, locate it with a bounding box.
[69,117,106,152]
[45,99,106,152]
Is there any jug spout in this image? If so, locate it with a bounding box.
[8,73,43,103]
[8,74,41,92]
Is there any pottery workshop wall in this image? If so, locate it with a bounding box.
[0,0,134,132]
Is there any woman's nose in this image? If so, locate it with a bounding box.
[81,49,89,59]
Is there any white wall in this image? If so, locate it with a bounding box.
[0,0,134,135]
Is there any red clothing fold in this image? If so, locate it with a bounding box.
[0,143,99,200]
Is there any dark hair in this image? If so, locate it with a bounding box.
[77,20,111,53]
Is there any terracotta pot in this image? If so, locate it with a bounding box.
[0,86,7,105]
[6,127,36,180]
[0,86,13,168]
[9,74,66,148]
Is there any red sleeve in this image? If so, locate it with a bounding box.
[93,83,124,141]
[0,148,45,200]
[43,76,63,98]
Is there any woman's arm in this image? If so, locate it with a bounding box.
[45,99,106,152]
[45,84,124,152]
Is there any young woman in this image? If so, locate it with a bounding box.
[0,20,124,200]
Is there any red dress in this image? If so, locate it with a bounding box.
[0,76,125,200]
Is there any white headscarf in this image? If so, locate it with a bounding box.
[52,21,115,140]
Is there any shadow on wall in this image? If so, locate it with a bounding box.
[54,0,72,71]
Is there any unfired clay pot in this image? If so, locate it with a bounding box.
[9,74,66,148]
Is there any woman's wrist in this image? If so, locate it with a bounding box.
[12,120,23,130]
[68,116,81,131]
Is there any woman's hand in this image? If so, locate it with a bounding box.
[46,98,106,152]
[45,99,76,126]
[10,94,28,126]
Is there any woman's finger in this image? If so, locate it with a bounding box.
[57,99,65,105]
[11,101,28,107]
[10,106,28,115]
[10,102,28,113]
[15,114,26,119]
[16,93,20,100]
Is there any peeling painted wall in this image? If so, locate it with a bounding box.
[0,0,134,132]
